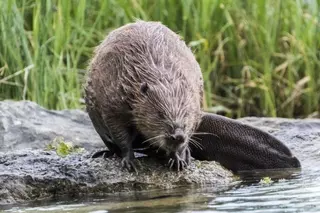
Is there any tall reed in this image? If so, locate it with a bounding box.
[0,0,319,118]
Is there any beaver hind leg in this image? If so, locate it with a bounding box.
[108,123,139,173]
[91,141,121,159]
[86,105,122,158]
[86,101,137,172]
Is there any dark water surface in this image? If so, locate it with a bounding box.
[3,119,320,213]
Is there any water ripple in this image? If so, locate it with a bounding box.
[207,169,320,213]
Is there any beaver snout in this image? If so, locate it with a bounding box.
[169,128,186,144]
[169,134,185,143]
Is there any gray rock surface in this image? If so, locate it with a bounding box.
[0,101,233,206]
[0,149,231,206]
[0,100,102,151]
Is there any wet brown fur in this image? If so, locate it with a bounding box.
[85,20,203,171]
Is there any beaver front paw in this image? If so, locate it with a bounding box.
[168,148,190,171]
[121,156,138,173]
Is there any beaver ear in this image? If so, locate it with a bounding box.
[140,82,149,95]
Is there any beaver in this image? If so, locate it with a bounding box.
[85,21,203,172]
[93,112,301,173]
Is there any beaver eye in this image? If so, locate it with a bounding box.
[158,111,165,119]
[140,82,148,94]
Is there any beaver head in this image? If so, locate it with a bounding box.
[131,80,201,153]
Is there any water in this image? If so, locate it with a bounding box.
[2,166,319,213]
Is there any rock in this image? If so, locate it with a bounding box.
[1,101,319,206]
[0,149,232,206]
[0,100,102,151]
[0,101,233,206]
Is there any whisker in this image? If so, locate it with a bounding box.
[148,140,160,147]
[156,141,164,153]
[189,140,201,150]
[190,141,203,150]
[191,135,201,140]
[192,132,220,139]
[142,135,165,144]
[191,137,204,146]
[189,138,203,150]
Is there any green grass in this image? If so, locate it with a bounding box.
[0,0,319,118]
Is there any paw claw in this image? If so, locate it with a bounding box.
[168,158,175,170]
[167,153,188,171]
[180,160,187,170]
[185,149,191,165]
[121,158,138,173]
[177,161,180,172]
[92,150,114,159]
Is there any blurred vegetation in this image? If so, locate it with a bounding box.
[46,137,85,157]
[0,0,319,118]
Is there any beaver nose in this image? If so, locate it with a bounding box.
[170,129,185,143]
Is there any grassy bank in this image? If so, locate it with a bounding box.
[0,0,319,118]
